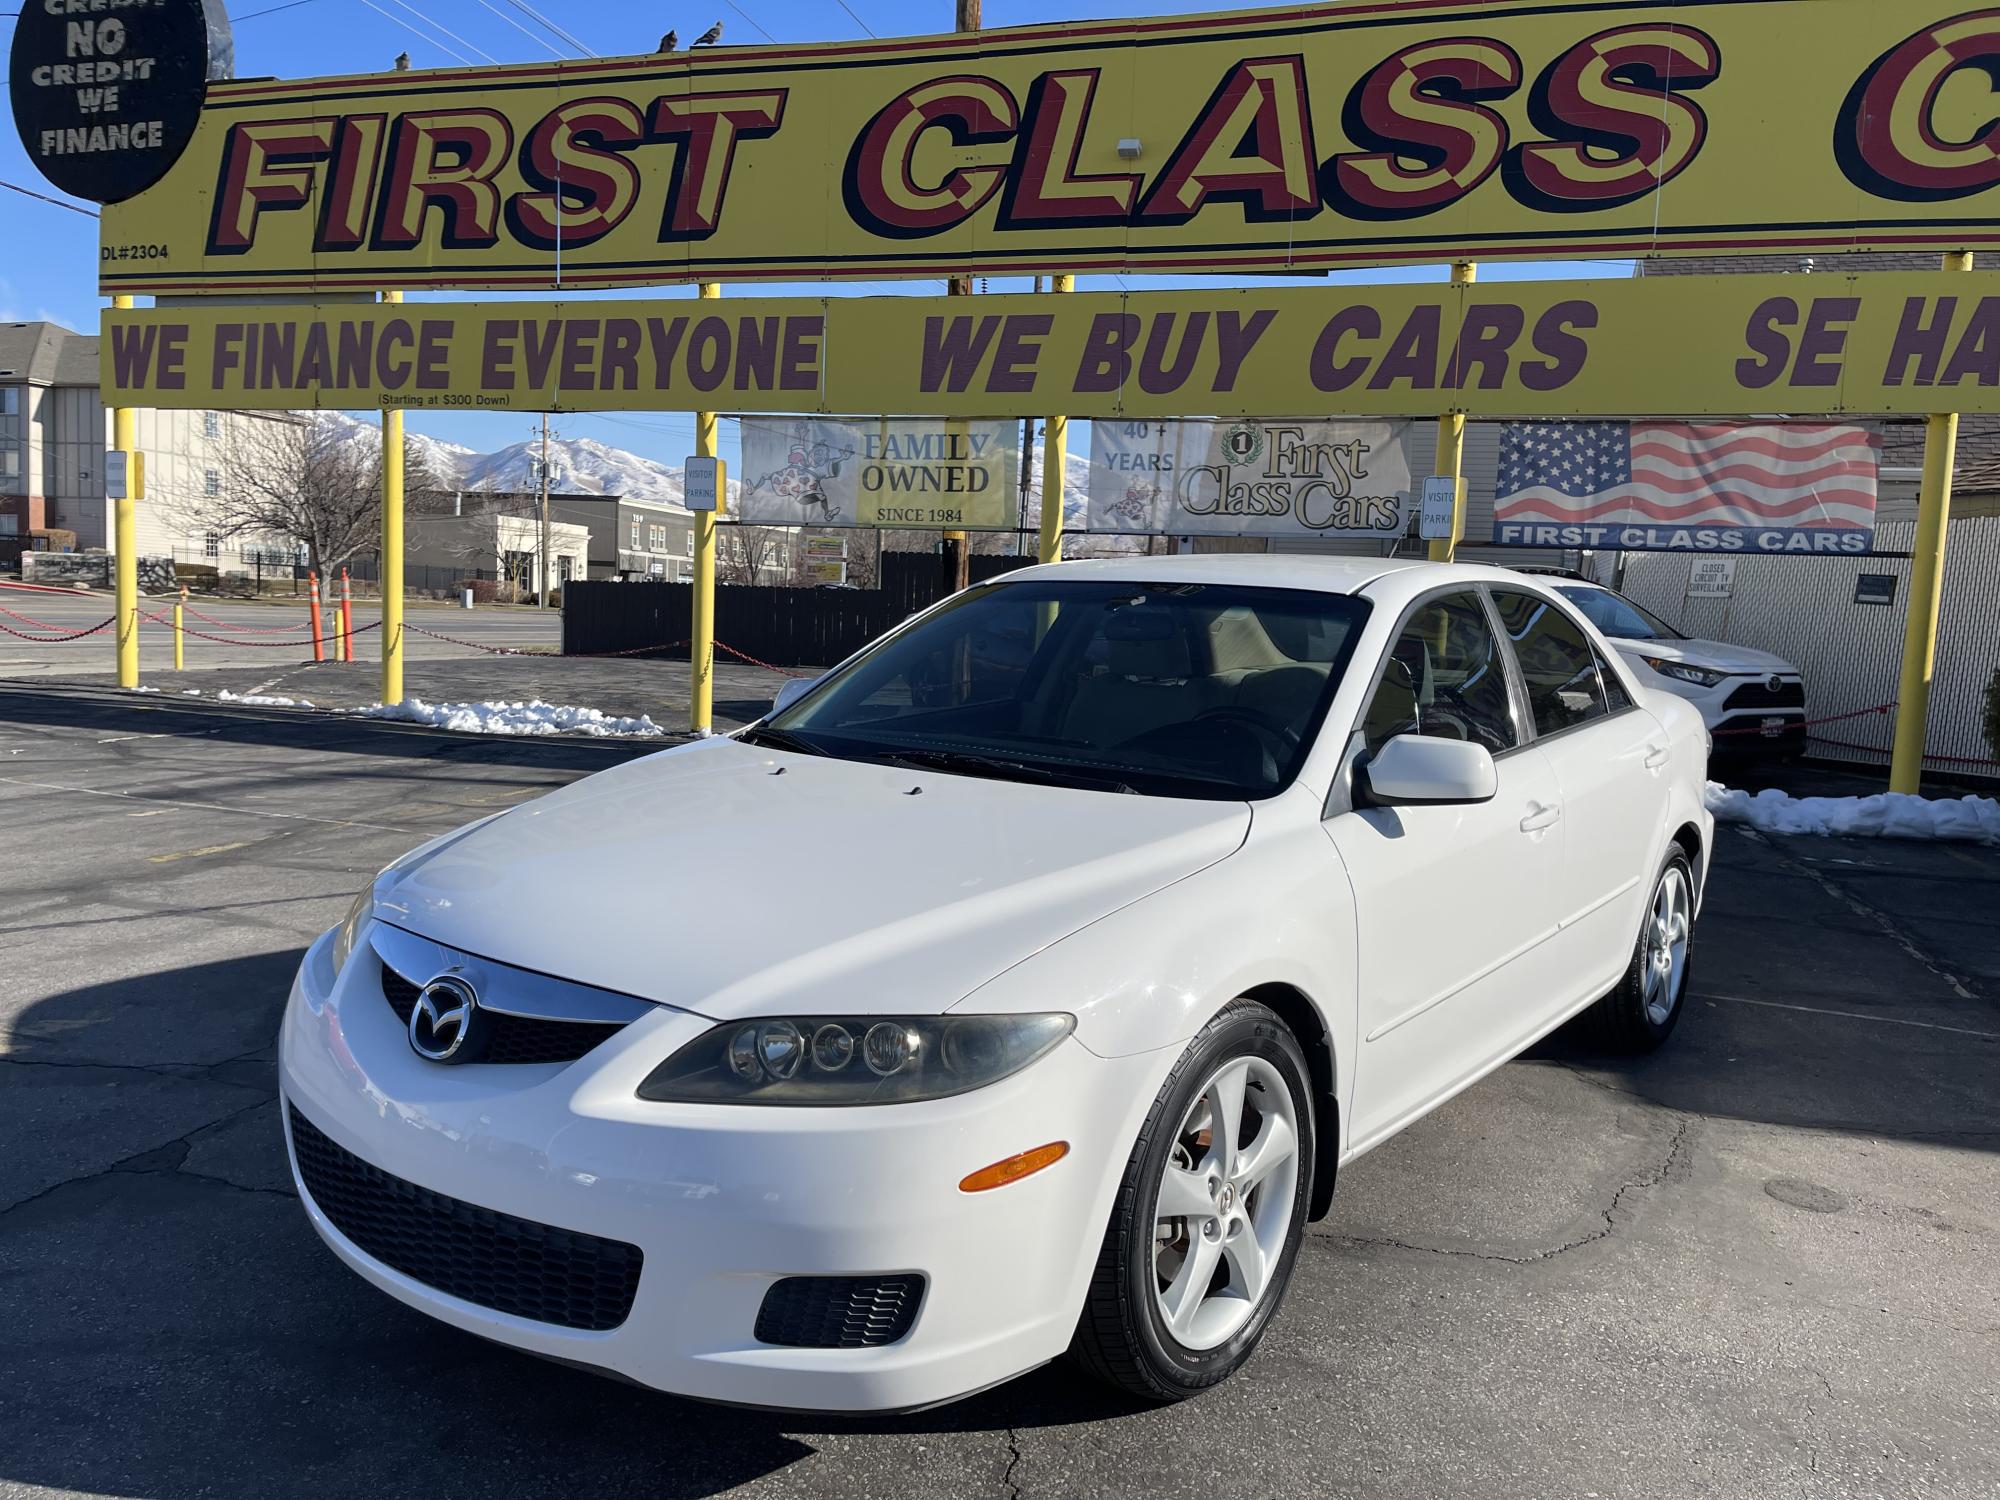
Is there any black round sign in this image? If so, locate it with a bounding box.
[9,0,232,205]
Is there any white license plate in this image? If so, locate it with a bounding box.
[1760,717,1786,738]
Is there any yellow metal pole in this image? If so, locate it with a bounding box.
[110,294,140,686]
[691,281,720,736]
[1427,261,1476,564]
[1889,251,1972,794]
[1038,274,1074,565]
[173,587,185,671]
[380,290,406,705]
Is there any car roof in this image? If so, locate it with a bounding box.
[993,553,1570,604]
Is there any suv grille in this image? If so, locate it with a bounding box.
[289,1107,643,1331]
[381,967,627,1065]
[754,1274,925,1348]
[1722,679,1805,711]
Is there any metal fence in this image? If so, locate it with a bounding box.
[1619,517,2000,780]
[563,553,1034,665]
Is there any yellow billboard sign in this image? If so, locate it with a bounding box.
[97,3,2000,295]
[101,273,2000,418]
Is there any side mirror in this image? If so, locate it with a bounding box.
[1358,734,1497,807]
[770,676,819,716]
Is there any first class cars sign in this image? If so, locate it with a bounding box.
[9,0,230,206]
[85,1,2000,294]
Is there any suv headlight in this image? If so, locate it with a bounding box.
[1639,656,1727,688]
[328,887,375,980]
[637,1013,1075,1105]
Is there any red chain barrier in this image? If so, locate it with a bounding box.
[712,640,820,679]
[0,615,114,642]
[137,606,383,650]
[0,601,76,631]
[1710,702,1897,737]
[181,603,321,633]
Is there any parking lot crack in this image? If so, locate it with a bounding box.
[1326,1115,1697,1265]
[1000,1426,1023,1499]
[0,1094,277,1221]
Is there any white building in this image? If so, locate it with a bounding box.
[1,319,302,575]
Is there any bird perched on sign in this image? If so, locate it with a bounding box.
[691,20,722,46]
[393,51,410,70]
[658,28,677,50]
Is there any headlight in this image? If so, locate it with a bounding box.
[1639,656,1727,688]
[637,1013,1075,1105]
[328,886,375,979]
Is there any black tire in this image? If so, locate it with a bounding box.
[1589,847,1697,1052]
[1067,1000,1315,1402]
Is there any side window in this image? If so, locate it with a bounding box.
[1490,590,1609,735]
[1361,592,1518,754]
[1594,644,1633,711]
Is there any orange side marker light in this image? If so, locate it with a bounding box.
[959,1142,1069,1194]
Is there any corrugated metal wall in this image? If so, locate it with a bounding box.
[1619,517,2000,780]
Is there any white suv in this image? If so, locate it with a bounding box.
[1545,580,1806,756]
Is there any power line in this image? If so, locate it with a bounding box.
[385,0,501,62]
[722,2,778,44]
[832,0,877,38]
[1,179,98,217]
[496,0,595,57]
[469,0,561,57]
[234,0,327,19]
[354,0,474,63]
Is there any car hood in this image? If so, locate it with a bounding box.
[379,738,1251,1020]
[1610,637,1796,674]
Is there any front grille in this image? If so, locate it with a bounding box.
[289,1106,643,1331]
[380,967,627,1065]
[754,1274,925,1349]
[1722,679,1805,711]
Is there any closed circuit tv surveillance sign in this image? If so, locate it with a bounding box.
[9,0,231,206]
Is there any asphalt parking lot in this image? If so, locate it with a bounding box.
[2,679,1996,1500]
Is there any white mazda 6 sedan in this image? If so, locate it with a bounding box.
[280,556,1711,1411]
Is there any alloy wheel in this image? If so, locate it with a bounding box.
[1151,1055,1301,1351]
[1643,864,1692,1026]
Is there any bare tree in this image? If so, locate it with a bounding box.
[716,522,787,584]
[182,414,378,578]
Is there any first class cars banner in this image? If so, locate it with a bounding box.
[93,2,2000,294]
[98,272,2000,418]
[1089,419,1413,538]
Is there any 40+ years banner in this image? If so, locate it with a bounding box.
[1089,420,1413,539]
[89,3,2000,295]
[738,418,1021,530]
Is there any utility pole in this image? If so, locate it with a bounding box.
[941,0,980,594]
[537,412,552,608]
[380,290,405,704]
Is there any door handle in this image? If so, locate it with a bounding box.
[1644,742,1671,770]
[1519,802,1561,834]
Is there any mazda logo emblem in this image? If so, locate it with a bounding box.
[409,974,479,1062]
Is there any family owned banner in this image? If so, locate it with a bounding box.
[1490,422,1881,554]
[738,417,1021,530]
[1088,419,1413,539]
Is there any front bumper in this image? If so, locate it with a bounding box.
[1652,673,1807,755]
[278,928,1170,1411]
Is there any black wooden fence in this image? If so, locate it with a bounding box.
[563,552,1034,665]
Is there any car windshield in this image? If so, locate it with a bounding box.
[1557,585,1684,642]
[753,578,1371,799]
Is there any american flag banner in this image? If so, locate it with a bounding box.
[1491,422,1880,554]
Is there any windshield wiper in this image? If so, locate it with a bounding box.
[737,724,827,756]
[867,746,1138,794]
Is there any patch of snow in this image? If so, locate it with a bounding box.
[181,689,203,696]
[131,686,160,694]
[349,697,666,738]
[217,689,314,708]
[1707,781,2000,845]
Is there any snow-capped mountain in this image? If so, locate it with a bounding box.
[458,436,694,505]
[316,411,475,483]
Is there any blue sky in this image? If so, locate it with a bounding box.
[1,0,1631,467]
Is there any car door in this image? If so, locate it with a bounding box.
[1489,587,1672,1013]
[1324,589,1570,1154]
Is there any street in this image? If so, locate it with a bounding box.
[0,592,562,678]
[1,681,1994,1499]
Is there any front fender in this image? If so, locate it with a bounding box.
[951,788,1359,1163]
